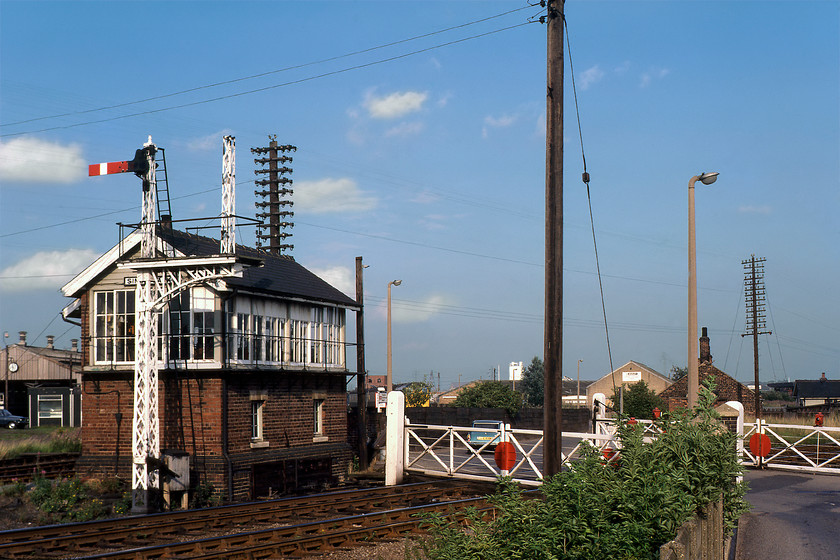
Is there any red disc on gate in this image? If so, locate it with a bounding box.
[749,433,772,457]
[494,441,516,471]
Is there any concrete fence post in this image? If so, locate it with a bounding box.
[385,391,405,486]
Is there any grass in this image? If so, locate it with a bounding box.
[0,427,81,460]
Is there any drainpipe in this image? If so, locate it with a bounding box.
[220,289,236,501]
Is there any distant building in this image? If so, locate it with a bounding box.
[1,331,81,427]
[793,373,840,409]
[509,361,523,381]
[586,360,672,408]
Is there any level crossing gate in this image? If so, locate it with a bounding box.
[383,394,839,486]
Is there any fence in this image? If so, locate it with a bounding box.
[659,496,726,560]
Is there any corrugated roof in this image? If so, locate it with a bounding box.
[158,228,359,309]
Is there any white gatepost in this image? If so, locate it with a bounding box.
[726,400,745,483]
[385,391,405,486]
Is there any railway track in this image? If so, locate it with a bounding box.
[0,453,79,484]
[0,480,493,559]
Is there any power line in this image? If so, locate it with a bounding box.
[1,22,534,138]
[2,7,532,129]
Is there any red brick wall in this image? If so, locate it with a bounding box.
[78,370,351,501]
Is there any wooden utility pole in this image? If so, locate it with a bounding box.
[742,255,770,420]
[355,256,368,469]
[544,0,565,477]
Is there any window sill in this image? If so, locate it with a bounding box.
[312,435,329,443]
[250,440,269,449]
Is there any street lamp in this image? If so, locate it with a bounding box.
[386,279,402,393]
[688,171,719,408]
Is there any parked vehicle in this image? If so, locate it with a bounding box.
[468,420,504,449]
[0,409,28,429]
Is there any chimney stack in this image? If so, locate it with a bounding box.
[71,339,79,352]
[18,331,27,346]
[699,326,712,363]
[46,335,54,349]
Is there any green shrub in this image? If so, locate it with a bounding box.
[416,378,748,560]
[28,476,107,522]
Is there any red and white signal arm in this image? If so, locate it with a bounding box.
[89,149,148,177]
[89,161,133,176]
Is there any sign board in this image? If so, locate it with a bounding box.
[124,277,137,286]
[622,371,642,382]
[375,390,387,410]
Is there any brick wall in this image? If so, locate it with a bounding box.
[78,370,351,501]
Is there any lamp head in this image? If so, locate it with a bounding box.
[392,279,402,287]
[698,172,719,185]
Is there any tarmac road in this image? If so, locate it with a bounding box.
[736,469,840,559]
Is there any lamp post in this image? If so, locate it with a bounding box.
[386,279,402,393]
[688,171,719,408]
[577,359,583,408]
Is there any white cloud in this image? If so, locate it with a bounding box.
[0,249,98,292]
[0,137,85,184]
[365,90,428,119]
[185,130,234,152]
[390,294,453,323]
[640,67,670,88]
[308,265,354,297]
[410,191,441,204]
[385,122,425,138]
[482,114,518,138]
[579,65,605,90]
[294,178,377,214]
[738,205,772,215]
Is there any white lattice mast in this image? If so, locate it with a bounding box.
[133,137,160,512]
[90,136,257,513]
[221,135,236,254]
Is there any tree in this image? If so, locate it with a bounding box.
[520,356,545,407]
[610,380,665,419]
[452,381,523,416]
[403,381,432,407]
[670,365,688,381]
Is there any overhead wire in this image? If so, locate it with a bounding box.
[564,16,616,389]
[1,21,535,138]
[1,6,534,129]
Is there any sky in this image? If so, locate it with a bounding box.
[1,1,837,392]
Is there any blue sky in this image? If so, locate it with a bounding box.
[1,1,837,390]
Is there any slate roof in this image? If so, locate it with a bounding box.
[793,380,840,399]
[158,228,359,308]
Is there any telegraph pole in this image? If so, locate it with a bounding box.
[355,256,368,469]
[742,255,771,420]
[543,0,565,477]
[253,138,296,255]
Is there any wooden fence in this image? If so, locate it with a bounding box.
[660,496,727,560]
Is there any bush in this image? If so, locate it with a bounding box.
[416,378,748,560]
[28,476,107,522]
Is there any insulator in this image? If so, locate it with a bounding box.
[254,167,293,175]
[250,147,271,155]
[255,178,293,187]
[277,222,295,228]
[254,156,293,165]
[254,188,293,197]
